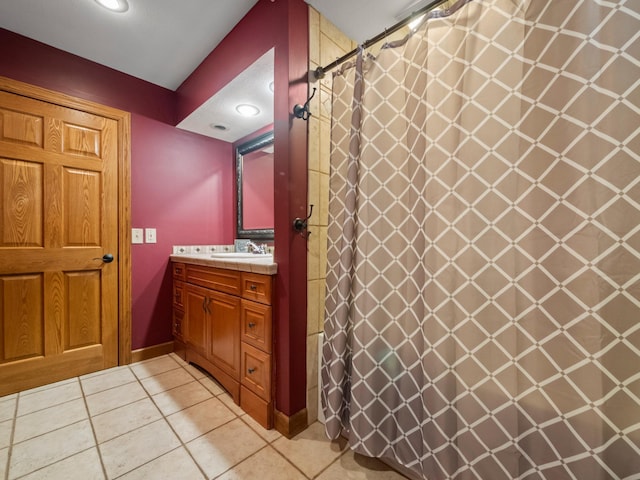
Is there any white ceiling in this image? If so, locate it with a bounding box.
[0,0,427,141]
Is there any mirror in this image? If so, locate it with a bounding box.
[236,131,274,240]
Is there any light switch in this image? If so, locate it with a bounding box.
[132,228,143,244]
[145,228,157,244]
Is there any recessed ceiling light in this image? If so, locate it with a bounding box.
[236,104,260,117]
[95,0,129,12]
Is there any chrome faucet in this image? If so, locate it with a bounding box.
[246,241,267,254]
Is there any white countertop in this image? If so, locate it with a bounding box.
[170,253,277,275]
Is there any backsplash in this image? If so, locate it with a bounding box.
[172,245,234,254]
[172,244,274,255]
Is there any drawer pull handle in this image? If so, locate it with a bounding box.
[248,322,256,328]
[249,284,257,291]
[248,367,256,374]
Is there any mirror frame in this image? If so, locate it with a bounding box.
[236,130,275,240]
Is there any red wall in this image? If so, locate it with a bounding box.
[188,0,309,417]
[1,0,310,419]
[131,116,234,348]
[0,28,234,351]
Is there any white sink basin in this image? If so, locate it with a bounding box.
[209,252,271,259]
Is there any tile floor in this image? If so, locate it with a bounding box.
[0,354,408,479]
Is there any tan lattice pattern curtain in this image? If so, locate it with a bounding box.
[322,1,640,479]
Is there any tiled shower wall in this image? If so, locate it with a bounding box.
[305,6,422,423]
[306,8,356,424]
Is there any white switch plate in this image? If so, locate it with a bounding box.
[145,228,157,244]
[132,228,143,244]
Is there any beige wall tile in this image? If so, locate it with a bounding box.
[306,333,319,390]
[318,173,330,227]
[307,279,322,335]
[306,11,354,423]
[319,85,332,120]
[307,222,321,280]
[307,386,319,424]
[308,169,321,227]
[309,8,321,65]
[319,118,331,175]
[320,15,354,52]
[308,117,320,172]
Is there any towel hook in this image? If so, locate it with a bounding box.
[293,204,314,238]
[293,88,316,121]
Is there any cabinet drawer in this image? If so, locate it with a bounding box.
[186,265,241,296]
[172,308,184,341]
[241,300,272,353]
[241,343,271,400]
[173,280,184,309]
[241,273,272,305]
[172,262,186,281]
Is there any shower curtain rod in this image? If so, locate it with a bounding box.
[313,0,464,80]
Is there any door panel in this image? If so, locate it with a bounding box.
[185,284,208,356]
[208,291,241,379]
[1,274,43,361]
[0,159,43,247]
[0,89,119,395]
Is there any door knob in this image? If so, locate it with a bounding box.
[102,253,114,263]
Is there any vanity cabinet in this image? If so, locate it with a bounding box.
[172,263,186,357]
[172,261,274,428]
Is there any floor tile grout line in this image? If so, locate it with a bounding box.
[13,379,83,419]
[10,446,100,480]
[128,357,281,479]
[128,363,213,480]
[3,393,18,480]
[311,447,351,480]
[80,371,110,480]
[6,355,359,480]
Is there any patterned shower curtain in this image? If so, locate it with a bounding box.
[321,1,640,479]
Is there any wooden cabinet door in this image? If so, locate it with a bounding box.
[207,291,241,380]
[0,89,119,395]
[184,284,208,357]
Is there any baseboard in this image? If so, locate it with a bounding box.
[131,341,174,363]
[274,407,308,438]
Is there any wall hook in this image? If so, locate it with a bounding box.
[293,204,314,238]
[293,88,316,121]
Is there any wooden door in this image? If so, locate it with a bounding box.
[0,89,119,395]
[207,291,241,379]
[184,284,208,356]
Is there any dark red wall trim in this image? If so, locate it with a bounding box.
[178,0,311,416]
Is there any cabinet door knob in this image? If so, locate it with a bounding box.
[248,322,256,328]
[248,367,256,374]
[249,284,257,291]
